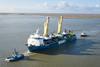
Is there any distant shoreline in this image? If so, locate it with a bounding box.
[0,13,100,18]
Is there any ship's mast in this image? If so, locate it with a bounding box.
[43,17,49,37]
[57,16,63,34]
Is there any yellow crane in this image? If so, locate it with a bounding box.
[43,16,49,37]
[57,16,63,34]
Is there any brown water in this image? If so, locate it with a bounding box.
[0,15,100,67]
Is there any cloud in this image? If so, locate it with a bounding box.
[0,1,100,13]
[30,1,72,10]
[95,4,100,8]
[55,1,70,9]
[32,2,49,9]
[0,5,16,12]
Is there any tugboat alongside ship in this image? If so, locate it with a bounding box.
[25,16,76,52]
[5,49,24,62]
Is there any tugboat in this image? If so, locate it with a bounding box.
[25,16,76,52]
[5,49,24,62]
[80,32,88,37]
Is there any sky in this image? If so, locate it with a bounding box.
[0,0,100,13]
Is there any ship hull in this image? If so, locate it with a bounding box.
[26,35,76,52]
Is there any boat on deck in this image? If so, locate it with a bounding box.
[25,16,76,52]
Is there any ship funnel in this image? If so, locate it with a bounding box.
[57,16,63,34]
[43,16,49,37]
